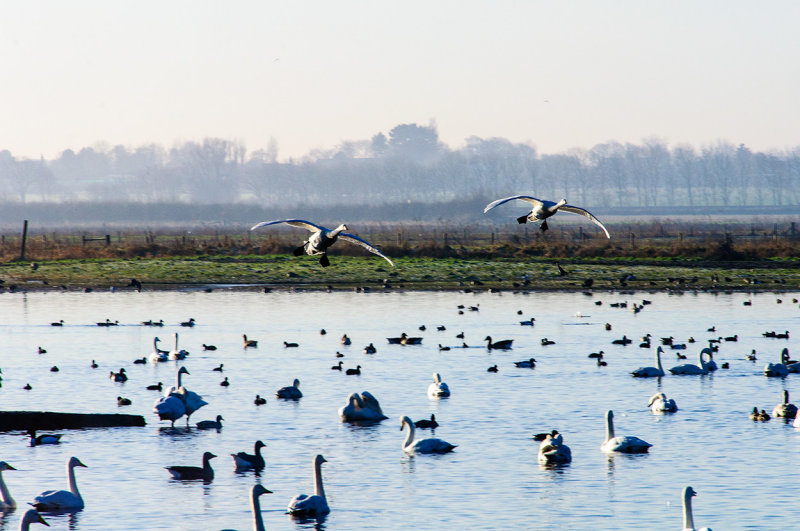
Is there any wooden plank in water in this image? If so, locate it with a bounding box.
[0,411,146,431]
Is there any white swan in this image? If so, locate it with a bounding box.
[483,195,611,238]
[287,454,330,517]
[0,461,16,510]
[669,348,712,375]
[250,219,394,267]
[168,332,189,360]
[600,410,652,453]
[538,432,572,465]
[400,415,456,454]
[648,392,678,414]
[17,509,48,530]
[631,346,666,377]
[681,486,712,531]
[154,366,207,426]
[148,336,168,363]
[427,373,450,398]
[764,350,789,377]
[250,484,272,531]
[338,392,388,422]
[772,390,798,418]
[232,440,266,471]
[30,456,87,512]
[276,379,303,400]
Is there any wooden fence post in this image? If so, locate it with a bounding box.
[20,219,28,260]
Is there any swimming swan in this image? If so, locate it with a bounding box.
[631,346,666,377]
[681,485,712,531]
[338,392,388,422]
[538,432,572,465]
[168,332,189,360]
[17,509,49,530]
[30,456,87,512]
[772,390,798,418]
[250,219,394,267]
[601,410,651,453]
[0,461,16,510]
[483,195,611,238]
[250,484,272,531]
[400,415,456,454]
[648,392,678,414]
[764,350,790,377]
[148,336,168,363]
[669,348,712,375]
[287,454,330,517]
[427,373,450,398]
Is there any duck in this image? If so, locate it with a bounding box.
[90,360,98,369]
[212,364,224,372]
[345,365,362,375]
[681,486,712,531]
[231,440,266,471]
[50,366,59,373]
[220,377,230,387]
[110,368,128,382]
[538,432,572,466]
[600,410,652,453]
[147,382,163,391]
[540,338,556,346]
[631,347,666,377]
[399,415,456,454]
[287,454,330,516]
[203,344,217,351]
[484,336,513,350]
[487,364,499,372]
[117,396,132,406]
[456,331,465,339]
[96,319,118,327]
[132,357,147,365]
[0,461,17,510]
[17,508,49,530]
[648,392,678,414]
[196,415,224,430]
[338,391,387,422]
[50,320,64,326]
[251,219,394,268]
[514,358,537,368]
[482,195,610,237]
[520,317,535,326]
[165,451,216,481]
[588,351,604,359]
[669,348,712,375]
[340,334,352,345]
[750,407,770,421]
[284,341,299,348]
[362,343,377,354]
[243,334,258,348]
[427,373,450,398]
[611,335,632,345]
[37,347,46,354]
[414,414,439,429]
[772,390,798,418]
[254,395,267,405]
[30,456,87,511]
[438,344,451,351]
[180,318,196,327]
[331,361,343,371]
[276,379,303,399]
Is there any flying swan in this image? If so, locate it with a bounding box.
[30,456,87,512]
[250,219,394,267]
[287,454,330,517]
[483,195,611,238]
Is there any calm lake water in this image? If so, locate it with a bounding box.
[0,287,798,530]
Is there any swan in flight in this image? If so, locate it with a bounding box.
[0,461,16,510]
[232,440,266,471]
[427,373,450,398]
[30,456,87,512]
[669,348,713,375]
[249,484,272,531]
[601,410,651,453]
[648,392,678,414]
[631,346,666,377]
[400,416,456,454]
[483,195,610,238]
[287,454,330,517]
[681,485,712,531]
[338,392,388,422]
[250,219,394,267]
[17,509,49,530]
[538,432,572,465]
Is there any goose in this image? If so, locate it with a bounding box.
[338,392,387,422]
[287,454,330,517]
[276,379,302,399]
[30,456,87,511]
[180,318,196,327]
[254,395,267,405]
[203,344,218,351]
[484,336,513,350]
[243,334,258,348]
[147,382,163,391]
[117,396,132,406]
[631,347,667,377]
[196,414,223,430]
[340,334,352,345]
[414,414,439,429]
[0,461,16,510]
[772,390,798,418]
[331,361,343,371]
[669,348,712,375]
[362,343,377,354]
[168,332,189,360]
[600,410,652,453]
[648,392,678,414]
[148,336,168,363]
[166,452,216,481]
[514,358,537,368]
[427,373,450,398]
[17,509,49,530]
[399,415,456,454]
[251,219,394,268]
[249,484,272,531]
[483,195,610,237]
[681,486,712,531]
[232,440,266,471]
[538,432,572,465]
[27,429,62,446]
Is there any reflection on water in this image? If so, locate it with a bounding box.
[0,289,798,529]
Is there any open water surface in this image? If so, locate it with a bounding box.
[0,288,799,530]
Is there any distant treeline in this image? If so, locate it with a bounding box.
[1,123,799,219]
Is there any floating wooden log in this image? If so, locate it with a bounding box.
[0,411,146,431]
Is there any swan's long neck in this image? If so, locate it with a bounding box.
[67,462,82,502]
[682,490,695,530]
[551,199,567,212]
[655,349,664,373]
[605,412,615,442]
[173,333,179,350]
[0,469,14,509]
[153,337,159,351]
[251,489,265,531]
[313,459,326,500]
[402,417,415,449]
[329,224,347,238]
[176,370,184,389]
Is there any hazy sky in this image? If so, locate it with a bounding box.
[1,1,798,161]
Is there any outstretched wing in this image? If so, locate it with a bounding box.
[559,205,611,238]
[339,233,394,266]
[483,195,544,213]
[250,219,325,232]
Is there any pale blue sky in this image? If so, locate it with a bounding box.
[1,1,798,160]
